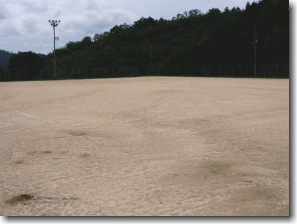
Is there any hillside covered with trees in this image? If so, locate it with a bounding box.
[0,50,14,71]
[1,0,289,81]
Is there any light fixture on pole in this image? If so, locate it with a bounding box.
[48,20,61,79]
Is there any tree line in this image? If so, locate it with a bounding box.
[0,0,289,81]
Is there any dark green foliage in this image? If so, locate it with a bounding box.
[8,51,45,80]
[0,67,5,81]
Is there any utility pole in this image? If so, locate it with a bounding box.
[252,30,258,78]
[150,45,153,76]
[48,20,61,79]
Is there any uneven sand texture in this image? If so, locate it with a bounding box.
[0,77,289,216]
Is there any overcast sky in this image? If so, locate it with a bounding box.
[0,0,281,55]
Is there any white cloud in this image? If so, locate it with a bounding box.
[0,0,139,54]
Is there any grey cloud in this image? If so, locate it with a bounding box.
[101,9,139,26]
[84,20,114,35]
[0,11,5,20]
[0,2,7,20]
[0,24,20,38]
[22,1,49,13]
[108,10,135,23]
[86,0,98,11]
[53,10,62,18]
[62,9,138,38]
[23,18,38,34]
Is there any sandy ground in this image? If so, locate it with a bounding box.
[0,77,289,216]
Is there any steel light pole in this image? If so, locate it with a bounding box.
[48,20,61,79]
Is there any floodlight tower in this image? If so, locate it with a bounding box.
[48,20,61,79]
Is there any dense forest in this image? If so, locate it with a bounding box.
[0,0,289,81]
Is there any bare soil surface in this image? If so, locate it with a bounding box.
[0,77,289,216]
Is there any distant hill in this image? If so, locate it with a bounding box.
[0,50,15,71]
[0,50,46,71]
[38,53,46,58]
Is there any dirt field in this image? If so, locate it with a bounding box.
[0,77,289,216]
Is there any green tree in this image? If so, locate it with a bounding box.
[8,51,45,80]
[0,67,6,81]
